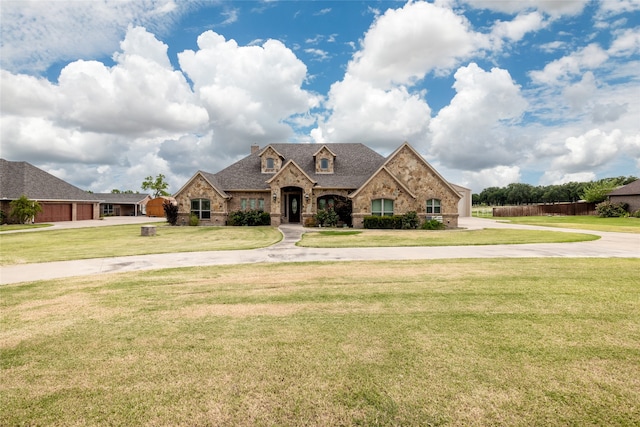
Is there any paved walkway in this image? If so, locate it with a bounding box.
[1,217,638,285]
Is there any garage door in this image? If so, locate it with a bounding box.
[36,203,72,222]
[77,204,93,220]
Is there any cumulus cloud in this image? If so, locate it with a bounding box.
[311,75,431,150]
[0,0,189,74]
[347,1,486,87]
[462,165,522,192]
[545,128,623,178]
[178,31,320,156]
[530,43,609,85]
[429,63,528,170]
[491,11,547,45]
[461,0,589,16]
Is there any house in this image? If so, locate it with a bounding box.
[174,142,463,228]
[94,193,151,216]
[0,158,100,223]
[608,179,640,213]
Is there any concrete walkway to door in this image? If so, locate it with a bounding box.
[1,217,638,285]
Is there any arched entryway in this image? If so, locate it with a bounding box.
[282,186,303,223]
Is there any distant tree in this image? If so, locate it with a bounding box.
[10,195,43,224]
[111,189,136,194]
[141,174,170,198]
[581,179,618,203]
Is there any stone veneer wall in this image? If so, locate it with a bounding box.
[351,168,415,228]
[175,175,228,225]
[268,164,315,227]
[384,146,460,228]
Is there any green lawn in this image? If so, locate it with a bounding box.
[0,224,282,265]
[498,215,640,233]
[299,228,599,248]
[0,224,51,232]
[1,259,638,426]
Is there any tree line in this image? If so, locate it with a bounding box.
[473,176,637,206]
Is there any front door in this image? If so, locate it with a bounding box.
[289,194,301,223]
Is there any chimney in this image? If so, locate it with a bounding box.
[251,144,260,154]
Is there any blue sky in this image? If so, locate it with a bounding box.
[1,0,639,194]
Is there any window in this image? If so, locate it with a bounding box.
[102,204,114,215]
[320,158,329,170]
[266,158,275,169]
[191,199,211,219]
[241,198,265,211]
[371,198,394,216]
[426,199,441,214]
[258,198,265,211]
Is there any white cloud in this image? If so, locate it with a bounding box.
[608,27,640,56]
[546,128,623,176]
[429,63,528,170]
[462,166,522,193]
[0,0,189,74]
[312,75,431,150]
[491,12,547,44]
[178,31,320,156]
[530,43,609,85]
[347,1,486,87]
[461,0,589,16]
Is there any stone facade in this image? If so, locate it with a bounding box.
[175,174,228,225]
[174,142,463,228]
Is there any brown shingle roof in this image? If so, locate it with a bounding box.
[0,159,98,202]
[608,179,640,196]
[213,143,385,190]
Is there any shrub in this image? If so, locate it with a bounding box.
[9,195,43,224]
[163,201,179,226]
[189,214,200,226]
[314,208,339,227]
[632,209,640,218]
[401,211,420,229]
[363,215,402,229]
[227,210,270,226]
[595,201,629,218]
[422,219,446,230]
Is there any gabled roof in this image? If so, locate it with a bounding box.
[258,145,285,159]
[0,158,98,202]
[608,179,640,196]
[349,166,417,199]
[384,142,462,198]
[266,159,317,185]
[313,145,337,158]
[173,170,230,199]
[93,193,151,204]
[213,143,386,190]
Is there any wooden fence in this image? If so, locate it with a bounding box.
[492,202,597,217]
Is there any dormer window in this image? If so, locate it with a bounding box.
[266,158,275,169]
[314,145,336,174]
[259,145,284,173]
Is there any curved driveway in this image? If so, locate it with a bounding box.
[1,217,638,285]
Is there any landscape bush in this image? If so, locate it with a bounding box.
[314,208,339,227]
[422,219,446,230]
[401,211,420,229]
[163,201,179,226]
[189,214,200,226]
[595,201,629,217]
[632,209,640,218]
[227,209,271,226]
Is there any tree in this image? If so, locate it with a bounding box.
[10,195,43,224]
[141,174,170,198]
[581,179,618,203]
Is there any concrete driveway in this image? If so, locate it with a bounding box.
[1,217,638,285]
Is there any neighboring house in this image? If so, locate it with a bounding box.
[0,158,100,223]
[94,193,151,216]
[608,179,640,213]
[451,184,472,217]
[174,142,463,228]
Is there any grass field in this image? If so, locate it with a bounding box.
[497,215,640,233]
[0,224,601,265]
[298,228,600,248]
[1,258,639,426]
[0,225,282,265]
